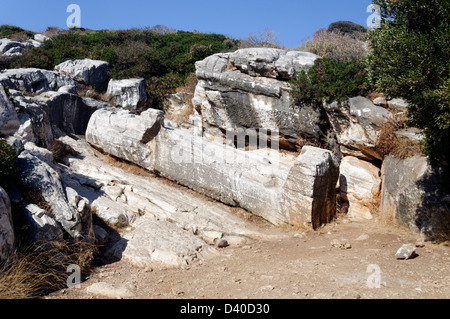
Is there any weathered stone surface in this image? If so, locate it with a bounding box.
[0,68,77,93]
[55,59,111,92]
[197,48,319,81]
[32,91,110,135]
[395,244,417,260]
[0,186,15,262]
[106,218,216,268]
[0,38,35,57]
[11,94,53,148]
[388,98,410,111]
[0,84,20,136]
[323,96,393,160]
[339,156,381,220]
[380,155,450,236]
[16,149,94,241]
[85,109,339,228]
[22,203,64,242]
[282,146,340,229]
[193,48,324,147]
[86,109,163,170]
[373,97,387,106]
[106,78,147,110]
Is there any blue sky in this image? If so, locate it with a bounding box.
[0,0,374,48]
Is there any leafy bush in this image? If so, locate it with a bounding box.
[328,21,367,35]
[299,28,368,62]
[0,140,16,186]
[367,0,450,163]
[12,28,239,108]
[290,57,371,105]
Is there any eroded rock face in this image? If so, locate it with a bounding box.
[0,68,78,94]
[86,109,340,228]
[16,149,94,241]
[22,203,64,242]
[0,84,20,136]
[380,155,450,235]
[323,96,392,160]
[0,187,15,262]
[339,156,381,220]
[282,146,340,229]
[0,38,38,57]
[193,48,323,147]
[86,108,164,171]
[106,78,147,110]
[54,59,111,93]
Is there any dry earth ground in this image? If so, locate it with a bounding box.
[47,213,449,300]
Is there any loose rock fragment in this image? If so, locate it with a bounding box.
[395,244,417,260]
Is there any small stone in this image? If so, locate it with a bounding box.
[216,239,229,248]
[395,244,417,260]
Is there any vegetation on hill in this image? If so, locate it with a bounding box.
[0,25,34,40]
[10,28,239,107]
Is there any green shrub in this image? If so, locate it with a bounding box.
[328,21,367,35]
[290,57,371,105]
[367,0,450,163]
[0,140,16,186]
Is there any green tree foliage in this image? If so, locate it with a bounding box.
[367,0,450,163]
[291,58,370,105]
[12,28,239,107]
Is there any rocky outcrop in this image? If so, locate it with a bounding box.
[0,68,78,94]
[16,149,94,241]
[0,187,15,262]
[22,203,64,242]
[339,156,381,220]
[32,91,111,135]
[0,38,38,57]
[282,146,340,229]
[106,78,147,110]
[54,59,111,93]
[86,108,163,170]
[86,108,340,227]
[0,84,20,136]
[193,48,323,147]
[380,155,450,236]
[323,96,392,161]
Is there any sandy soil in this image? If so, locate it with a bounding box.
[47,214,449,300]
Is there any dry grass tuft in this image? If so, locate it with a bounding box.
[49,139,78,164]
[77,84,109,102]
[0,240,97,299]
[376,112,424,159]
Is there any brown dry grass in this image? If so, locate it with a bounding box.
[0,240,97,299]
[376,112,424,159]
[77,84,109,102]
[49,139,78,164]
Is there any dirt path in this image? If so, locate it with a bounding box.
[47,215,449,300]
